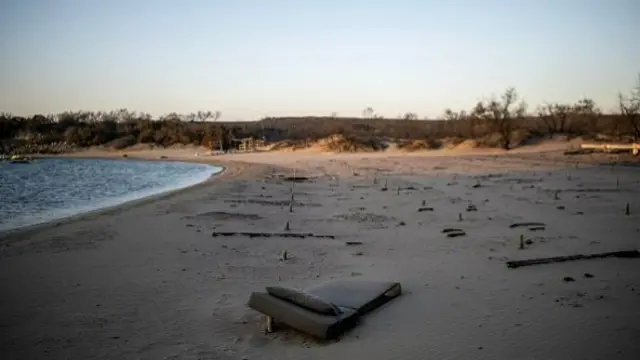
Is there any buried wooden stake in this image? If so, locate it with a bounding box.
[292,168,297,184]
[554,190,560,200]
[616,176,620,190]
[285,221,290,231]
[289,188,295,213]
[519,234,525,250]
[626,202,630,216]
[396,185,400,195]
[279,250,288,261]
[421,199,426,206]
[458,213,463,221]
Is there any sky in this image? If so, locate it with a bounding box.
[0,0,639,121]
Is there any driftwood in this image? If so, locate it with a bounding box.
[446,232,466,238]
[345,241,363,246]
[506,250,640,269]
[212,231,335,239]
[283,176,311,182]
[442,228,466,238]
[509,222,545,229]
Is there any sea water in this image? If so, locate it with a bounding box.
[0,158,221,233]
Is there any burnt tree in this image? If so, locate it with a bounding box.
[472,87,527,149]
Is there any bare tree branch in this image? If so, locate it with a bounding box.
[472,87,526,149]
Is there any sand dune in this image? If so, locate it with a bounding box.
[1,147,639,360]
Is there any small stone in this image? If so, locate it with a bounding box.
[583,273,595,279]
[563,276,575,282]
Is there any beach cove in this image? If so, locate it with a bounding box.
[0,157,222,233]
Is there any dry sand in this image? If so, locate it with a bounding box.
[1,147,640,360]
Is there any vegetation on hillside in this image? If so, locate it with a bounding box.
[1,75,639,155]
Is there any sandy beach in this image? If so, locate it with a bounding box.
[1,147,639,360]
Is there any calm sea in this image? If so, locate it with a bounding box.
[0,158,221,233]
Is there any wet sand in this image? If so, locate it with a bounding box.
[1,149,639,360]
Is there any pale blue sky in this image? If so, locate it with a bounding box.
[1,0,638,120]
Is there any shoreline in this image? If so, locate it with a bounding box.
[0,155,232,240]
[5,146,637,239]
